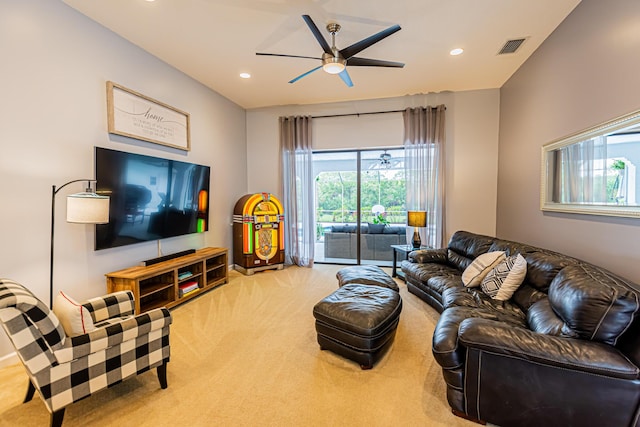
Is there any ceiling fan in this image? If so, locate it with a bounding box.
[256,15,404,87]
[379,151,392,168]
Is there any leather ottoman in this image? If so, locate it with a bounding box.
[313,284,402,369]
[336,265,399,292]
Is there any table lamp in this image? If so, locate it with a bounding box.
[407,210,426,249]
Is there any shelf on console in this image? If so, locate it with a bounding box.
[105,247,228,314]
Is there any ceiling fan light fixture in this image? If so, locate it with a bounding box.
[323,62,345,74]
[322,54,346,74]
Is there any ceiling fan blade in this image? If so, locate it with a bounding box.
[256,52,321,61]
[288,65,322,84]
[302,15,333,55]
[339,24,401,59]
[347,57,405,68]
[338,69,353,87]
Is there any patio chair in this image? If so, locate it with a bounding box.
[0,278,171,426]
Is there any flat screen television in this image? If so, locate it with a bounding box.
[95,147,210,250]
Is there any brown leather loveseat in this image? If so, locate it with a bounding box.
[401,230,640,427]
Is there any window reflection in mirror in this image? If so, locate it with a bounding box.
[541,110,640,218]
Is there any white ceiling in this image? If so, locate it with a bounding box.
[63,0,581,109]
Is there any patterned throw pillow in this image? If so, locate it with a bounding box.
[462,251,506,287]
[53,291,96,337]
[481,254,527,300]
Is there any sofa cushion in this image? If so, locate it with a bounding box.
[549,265,640,345]
[481,254,527,301]
[488,239,539,257]
[402,258,458,280]
[367,223,386,234]
[462,251,506,287]
[442,287,526,321]
[383,226,405,235]
[489,240,577,292]
[329,225,365,233]
[527,298,578,337]
[448,250,474,272]
[408,248,448,264]
[521,251,576,292]
[447,231,496,271]
[511,283,549,312]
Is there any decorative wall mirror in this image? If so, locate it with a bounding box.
[541,109,640,218]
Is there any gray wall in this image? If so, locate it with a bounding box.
[0,0,247,361]
[497,0,640,282]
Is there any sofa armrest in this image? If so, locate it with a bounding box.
[408,248,448,264]
[458,318,639,380]
[54,307,172,363]
[83,291,135,322]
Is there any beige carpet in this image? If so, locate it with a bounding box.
[0,265,476,426]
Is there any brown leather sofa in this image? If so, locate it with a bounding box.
[401,230,640,427]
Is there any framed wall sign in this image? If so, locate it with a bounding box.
[107,81,191,151]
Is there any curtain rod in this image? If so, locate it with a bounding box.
[311,106,445,119]
[311,110,404,119]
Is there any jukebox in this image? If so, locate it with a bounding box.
[233,193,285,275]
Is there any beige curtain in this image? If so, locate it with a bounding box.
[557,136,607,203]
[279,116,314,267]
[403,105,446,248]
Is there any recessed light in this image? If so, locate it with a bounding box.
[450,48,464,56]
[239,73,251,79]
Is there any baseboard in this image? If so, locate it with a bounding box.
[0,351,18,369]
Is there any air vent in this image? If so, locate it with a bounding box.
[498,38,527,55]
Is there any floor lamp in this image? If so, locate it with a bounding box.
[407,210,427,249]
[50,179,109,308]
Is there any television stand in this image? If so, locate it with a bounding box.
[106,247,228,314]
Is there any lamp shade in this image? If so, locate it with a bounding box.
[66,192,110,224]
[407,211,427,227]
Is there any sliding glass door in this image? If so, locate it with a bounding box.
[314,148,406,266]
[359,149,407,265]
[314,151,358,264]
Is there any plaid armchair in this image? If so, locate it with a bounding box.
[0,279,172,427]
